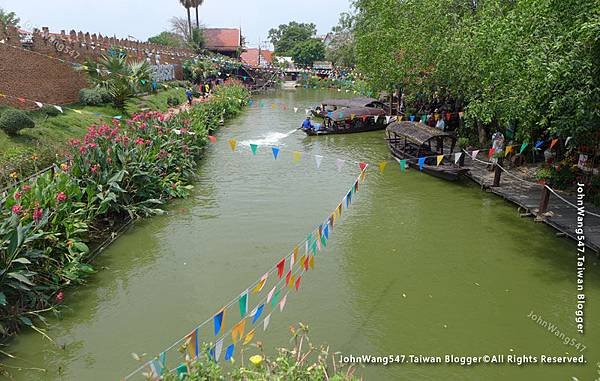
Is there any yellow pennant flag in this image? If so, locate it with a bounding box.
[231,319,246,343]
[271,103,277,109]
[243,329,255,345]
[252,273,268,294]
[72,109,83,114]
[505,145,514,156]
[228,139,237,151]
[350,114,356,120]
[293,246,298,264]
[436,155,444,166]
[309,256,315,269]
[185,329,198,359]
[360,171,367,182]
[378,161,387,173]
[292,151,302,162]
[398,115,403,121]
[288,274,295,288]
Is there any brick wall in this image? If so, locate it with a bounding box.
[0,21,196,109]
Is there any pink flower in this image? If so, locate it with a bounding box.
[135,137,146,146]
[56,192,67,203]
[79,146,87,154]
[14,191,22,200]
[33,207,43,223]
[12,205,22,215]
[90,164,100,174]
[56,291,64,303]
[22,185,32,192]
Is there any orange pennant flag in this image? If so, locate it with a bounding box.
[550,139,558,150]
[185,329,198,359]
[228,139,237,151]
[243,329,255,345]
[231,319,246,343]
[378,161,387,173]
[293,246,299,264]
[436,155,444,166]
[505,145,514,156]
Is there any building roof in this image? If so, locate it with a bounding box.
[387,121,454,145]
[328,107,386,122]
[240,48,273,67]
[203,28,241,52]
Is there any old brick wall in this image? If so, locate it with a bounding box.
[0,22,194,109]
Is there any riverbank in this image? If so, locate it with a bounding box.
[0,86,190,186]
[0,82,249,340]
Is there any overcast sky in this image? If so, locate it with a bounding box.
[1,0,352,48]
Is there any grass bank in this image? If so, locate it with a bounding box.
[0,87,189,186]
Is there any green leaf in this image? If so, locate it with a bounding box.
[11,258,31,264]
[18,316,32,326]
[7,272,35,286]
[0,292,6,306]
[72,242,89,253]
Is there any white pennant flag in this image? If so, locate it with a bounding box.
[95,68,101,74]
[385,116,392,124]
[454,152,462,164]
[214,338,224,361]
[305,109,310,115]
[279,294,288,312]
[34,102,43,108]
[305,240,309,255]
[471,150,480,160]
[565,136,572,146]
[314,155,323,169]
[373,116,379,123]
[263,313,271,331]
[293,107,298,113]
[53,105,63,113]
[267,286,276,303]
[336,159,345,172]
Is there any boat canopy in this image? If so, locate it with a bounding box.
[328,107,386,122]
[320,97,385,109]
[387,121,455,145]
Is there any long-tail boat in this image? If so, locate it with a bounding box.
[301,107,389,136]
[385,121,469,181]
[310,97,387,118]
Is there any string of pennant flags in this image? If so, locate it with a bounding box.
[122,163,368,380]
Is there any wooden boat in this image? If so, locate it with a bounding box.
[385,121,469,181]
[302,107,388,136]
[311,97,387,118]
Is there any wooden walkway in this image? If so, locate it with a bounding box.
[465,158,600,253]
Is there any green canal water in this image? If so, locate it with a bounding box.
[3,89,599,380]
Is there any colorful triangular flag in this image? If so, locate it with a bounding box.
[239,289,248,318]
[231,319,246,343]
[436,155,444,166]
[263,313,271,331]
[471,150,480,160]
[378,161,387,173]
[224,344,234,361]
[250,144,258,155]
[336,159,345,171]
[228,139,237,151]
[213,310,225,336]
[279,294,288,312]
[243,329,255,345]
[418,157,426,171]
[519,143,528,154]
[251,304,264,324]
[454,152,462,164]
[314,155,323,169]
[293,151,302,162]
[276,258,285,278]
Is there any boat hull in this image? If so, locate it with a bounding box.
[302,122,387,136]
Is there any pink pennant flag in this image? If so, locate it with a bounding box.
[267,286,276,303]
[471,150,480,160]
[279,294,288,312]
[208,136,217,143]
[335,159,345,172]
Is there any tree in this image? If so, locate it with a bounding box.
[268,22,317,56]
[291,39,325,67]
[148,31,185,48]
[326,12,356,67]
[191,0,204,28]
[0,7,19,27]
[179,0,194,37]
[187,27,206,53]
[170,16,191,41]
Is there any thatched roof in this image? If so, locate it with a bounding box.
[320,97,385,108]
[328,107,386,122]
[386,121,454,145]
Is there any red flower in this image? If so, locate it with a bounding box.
[91,164,100,174]
[56,291,64,303]
[12,205,22,215]
[79,146,87,154]
[33,207,43,223]
[14,191,22,200]
[56,192,67,203]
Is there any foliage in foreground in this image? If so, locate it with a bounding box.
[0,83,249,339]
[143,324,360,381]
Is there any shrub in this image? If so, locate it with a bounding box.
[0,109,35,135]
[79,88,105,106]
[167,96,181,107]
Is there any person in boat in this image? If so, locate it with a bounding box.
[301,115,314,130]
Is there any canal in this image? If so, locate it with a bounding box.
[4,89,599,380]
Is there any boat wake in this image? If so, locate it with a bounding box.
[239,129,299,147]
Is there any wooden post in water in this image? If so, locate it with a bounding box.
[538,185,551,215]
[492,158,503,187]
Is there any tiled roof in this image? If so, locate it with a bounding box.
[240,48,273,67]
[203,28,241,52]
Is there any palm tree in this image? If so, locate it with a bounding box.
[191,0,204,29]
[179,0,193,37]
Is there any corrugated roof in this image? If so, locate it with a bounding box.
[386,121,453,145]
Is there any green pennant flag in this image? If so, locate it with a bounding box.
[250,144,258,155]
[176,363,188,376]
[320,235,327,248]
[239,290,248,318]
[520,143,528,154]
[399,159,407,172]
[271,290,281,308]
[312,241,317,255]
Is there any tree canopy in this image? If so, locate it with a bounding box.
[148,31,185,48]
[291,38,326,66]
[326,12,356,68]
[268,22,317,55]
[0,7,20,27]
[353,0,600,144]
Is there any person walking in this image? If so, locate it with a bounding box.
[185,88,193,106]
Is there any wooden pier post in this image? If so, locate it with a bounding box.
[538,185,551,215]
[492,158,503,187]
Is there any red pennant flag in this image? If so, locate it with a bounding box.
[208,135,217,143]
[303,256,309,271]
[359,162,367,171]
[285,270,291,286]
[295,276,302,291]
[362,115,368,122]
[276,258,285,278]
[550,139,558,150]
[488,148,495,158]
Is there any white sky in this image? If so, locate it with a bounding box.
[0,0,351,48]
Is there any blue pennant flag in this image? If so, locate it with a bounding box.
[410,115,415,122]
[213,310,224,336]
[113,115,122,120]
[323,224,329,240]
[346,190,352,207]
[152,80,158,90]
[209,347,216,362]
[225,344,235,361]
[272,147,280,159]
[328,111,333,118]
[418,157,426,171]
[252,304,264,324]
[535,140,544,149]
[249,100,254,107]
